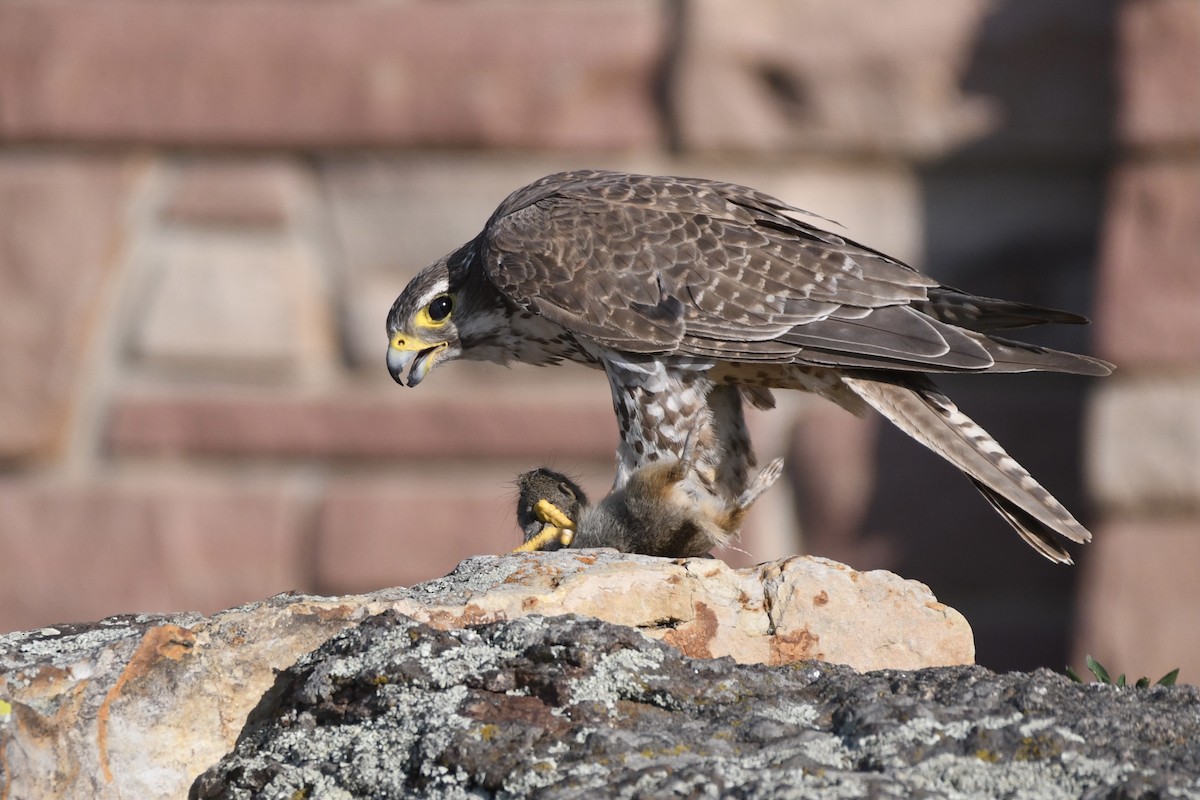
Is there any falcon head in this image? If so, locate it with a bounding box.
[385,242,511,387]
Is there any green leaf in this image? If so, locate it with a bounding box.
[1157,668,1181,687]
[1135,677,1150,689]
[1065,666,1084,684]
[1086,655,1112,685]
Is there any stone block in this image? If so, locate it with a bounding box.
[1087,375,1200,514]
[162,158,304,228]
[1073,517,1200,684]
[0,154,131,461]
[0,478,308,633]
[106,386,618,461]
[1096,159,1200,365]
[674,0,1115,158]
[129,234,335,378]
[0,0,663,149]
[1119,0,1200,146]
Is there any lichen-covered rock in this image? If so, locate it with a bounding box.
[0,552,971,799]
[192,612,1200,800]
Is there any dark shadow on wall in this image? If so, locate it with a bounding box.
[864,0,1118,672]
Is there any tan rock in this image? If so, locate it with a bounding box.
[0,552,972,799]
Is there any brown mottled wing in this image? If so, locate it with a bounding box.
[481,170,1111,376]
[482,173,688,353]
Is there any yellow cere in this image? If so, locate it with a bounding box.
[390,333,429,352]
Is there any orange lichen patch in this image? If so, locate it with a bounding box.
[660,601,716,660]
[422,603,500,630]
[573,553,598,565]
[459,603,496,625]
[296,603,355,623]
[502,559,561,585]
[96,625,196,783]
[737,590,760,612]
[770,626,821,666]
[0,728,9,800]
[9,664,73,698]
[813,591,830,607]
[420,609,459,629]
[7,678,87,791]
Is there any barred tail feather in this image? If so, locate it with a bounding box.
[841,374,1092,563]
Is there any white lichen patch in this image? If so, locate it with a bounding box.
[567,647,667,712]
[903,750,1141,799]
[752,700,821,728]
[855,712,1023,767]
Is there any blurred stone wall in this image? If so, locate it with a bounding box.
[1075,0,1200,683]
[0,0,1194,676]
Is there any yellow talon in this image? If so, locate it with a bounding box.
[534,499,575,530]
[512,525,566,552]
[510,499,577,553]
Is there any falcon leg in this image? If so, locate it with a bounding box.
[511,499,577,552]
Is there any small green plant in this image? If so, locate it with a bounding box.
[1066,655,1180,689]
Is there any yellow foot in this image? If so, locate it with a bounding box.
[511,499,577,552]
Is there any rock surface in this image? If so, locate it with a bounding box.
[193,613,1200,799]
[0,552,971,799]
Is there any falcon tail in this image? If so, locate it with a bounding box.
[841,374,1092,563]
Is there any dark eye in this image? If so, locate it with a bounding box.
[427,294,454,322]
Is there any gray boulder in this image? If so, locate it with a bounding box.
[192,612,1200,800]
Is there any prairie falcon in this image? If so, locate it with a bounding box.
[386,170,1112,562]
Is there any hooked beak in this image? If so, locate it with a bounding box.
[387,335,447,388]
